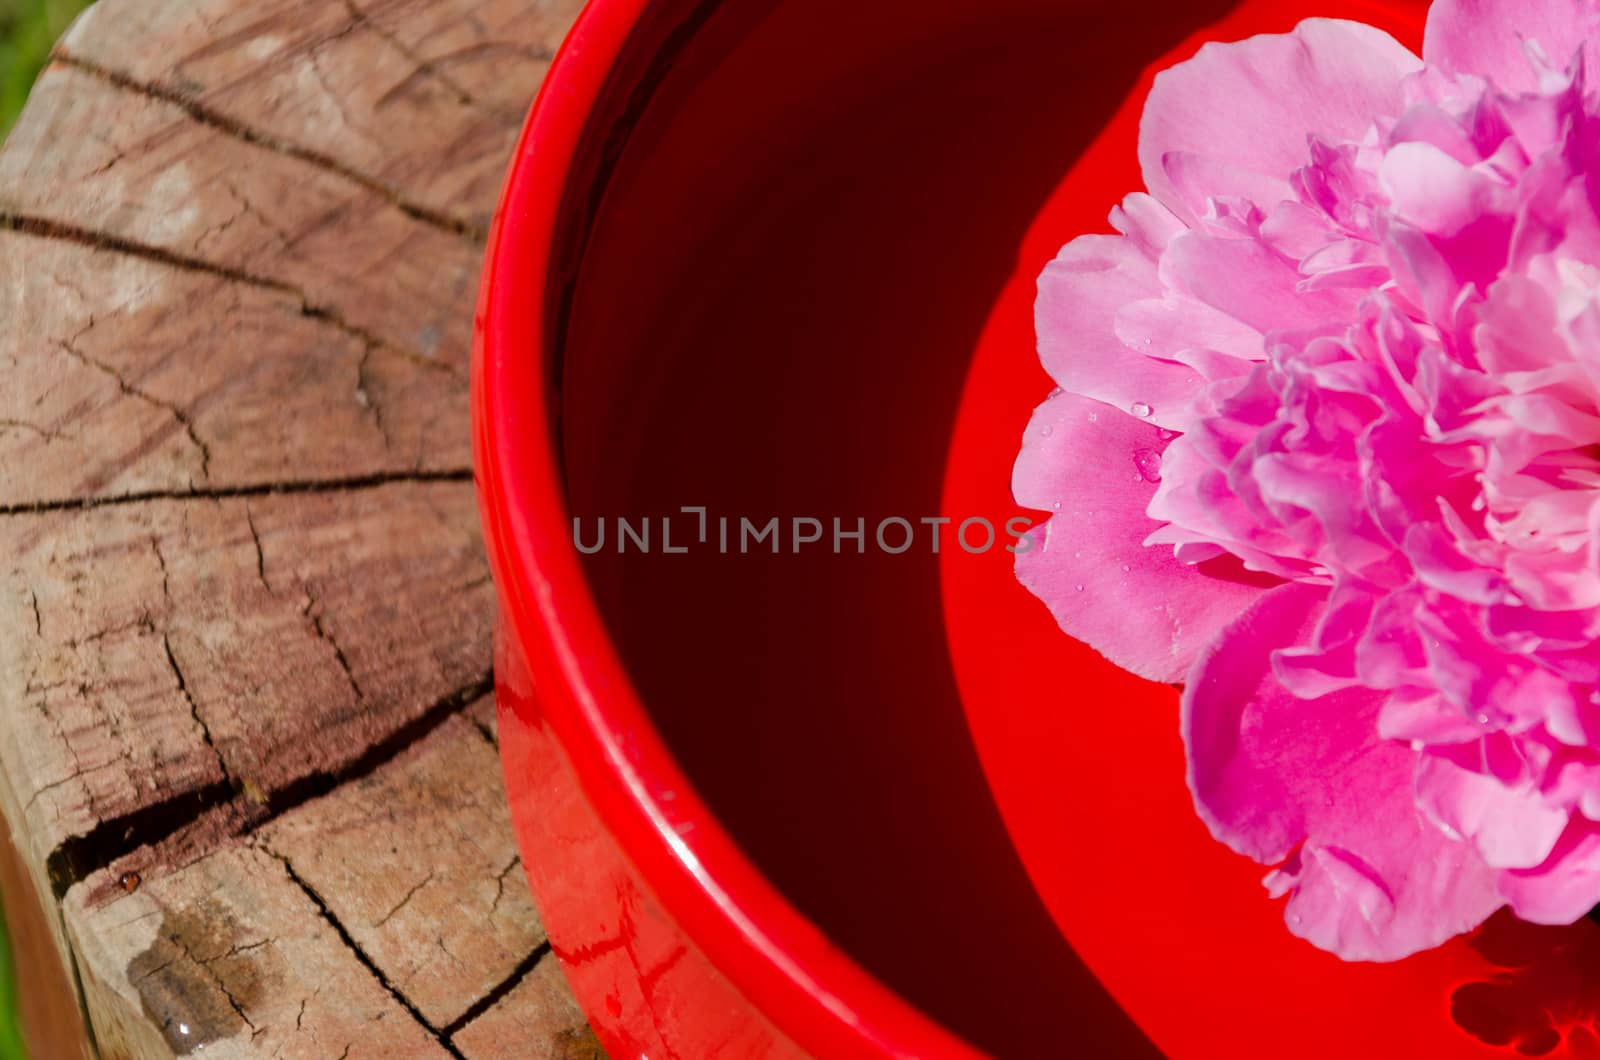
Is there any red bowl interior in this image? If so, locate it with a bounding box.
[482,0,1600,1055]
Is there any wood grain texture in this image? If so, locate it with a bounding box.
[70,844,455,1060]
[260,711,542,1032]
[0,0,594,1055]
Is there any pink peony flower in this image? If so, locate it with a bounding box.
[1014,0,1600,961]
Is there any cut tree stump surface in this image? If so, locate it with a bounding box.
[0,0,601,1056]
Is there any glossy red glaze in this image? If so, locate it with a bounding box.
[476,0,1600,1056]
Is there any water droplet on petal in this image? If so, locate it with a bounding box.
[1133,448,1163,483]
[1131,402,1154,419]
[1040,424,1053,438]
[1088,411,1099,423]
[1121,564,1131,572]
[1051,501,1062,511]
[1075,584,1085,592]
[1476,713,1491,725]
[1157,428,1179,441]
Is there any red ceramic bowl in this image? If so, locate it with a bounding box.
[475,0,1600,1056]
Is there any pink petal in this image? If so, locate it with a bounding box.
[1183,583,1502,960]
[1162,231,1359,335]
[1036,235,1209,425]
[1262,200,1344,260]
[1140,19,1422,223]
[1376,689,1487,744]
[1500,822,1600,923]
[1013,391,1271,683]
[1415,752,1568,869]
[1161,151,1302,222]
[1424,0,1600,94]
[1403,522,1509,606]
[1114,295,1265,374]
[1377,141,1505,239]
[1108,192,1186,259]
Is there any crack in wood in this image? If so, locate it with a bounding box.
[354,343,397,455]
[218,177,295,251]
[50,51,489,243]
[0,418,62,440]
[440,941,551,1044]
[195,937,272,971]
[243,502,270,592]
[372,871,433,929]
[466,713,497,749]
[342,0,531,124]
[25,766,103,816]
[46,781,237,900]
[151,537,171,610]
[150,911,262,1036]
[488,856,519,918]
[163,631,233,787]
[307,595,366,704]
[43,671,493,901]
[4,209,304,302]
[0,211,462,381]
[241,671,493,835]
[58,338,212,483]
[346,0,478,110]
[68,613,156,650]
[0,467,472,517]
[266,846,465,1058]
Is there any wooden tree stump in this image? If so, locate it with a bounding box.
[0,1,600,1056]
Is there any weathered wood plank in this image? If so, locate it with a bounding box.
[0,66,479,381]
[53,0,581,229]
[68,844,453,1059]
[0,0,596,1052]
[259,711,542,1030]
[64,708,564,1059]
[0,224,471,505]
[1,481,493,882]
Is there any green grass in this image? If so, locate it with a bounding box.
[1,0,94,138]
[0,913,23,1060]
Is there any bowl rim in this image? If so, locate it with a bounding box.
[471,1,992,1056]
